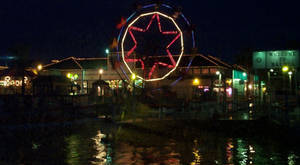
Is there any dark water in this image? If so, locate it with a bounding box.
[0,120,299,165]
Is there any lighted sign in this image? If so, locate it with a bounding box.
[253,50,299,69]
[0,76,28,87]
[233,70,247,81]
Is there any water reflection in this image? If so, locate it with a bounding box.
[91,130,108,164]
[191,140,202,164]
[65,135,81,165]
[226,138,234,164]
[288,152,298,165]
[0,120,299,164]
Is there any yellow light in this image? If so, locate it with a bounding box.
[248,84,253,90]
[67,73,72,79]
[131,73,136,80]
[226,79,232,86]
[216,71,220,75]
[249,103,253,108]
[99,69,104,74]
[24,77,28,84]
[33,69,38,75]
[121,11,184,82]
[37,64,43,71]
[193,78,200,86]
[5,76,11,82]
[282,66,289,72]
[15,80,20,87]
[262,87,267,92]
[74,74,78,80]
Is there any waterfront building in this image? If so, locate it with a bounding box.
[0,68,35,95]
[38,54,243,101]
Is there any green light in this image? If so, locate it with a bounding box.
[216,71,220,75]
[67,73,73,79]
[288,71,293,75]
[282,66,289,72]
[105,48,110,54]
[74,74,78,80]
[243,72,247,77]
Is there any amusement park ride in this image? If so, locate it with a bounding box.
[114,2,196,88]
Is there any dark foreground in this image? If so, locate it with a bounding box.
[0,119,300,165]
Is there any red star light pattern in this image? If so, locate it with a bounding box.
[124,12,182,80]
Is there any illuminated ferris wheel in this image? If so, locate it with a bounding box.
[117,3,195,82]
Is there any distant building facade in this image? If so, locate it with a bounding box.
[39,54,242,101]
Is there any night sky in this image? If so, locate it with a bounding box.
[0,0,299,63]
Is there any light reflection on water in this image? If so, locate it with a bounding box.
[91,130,109,164]
[0,120,300,164]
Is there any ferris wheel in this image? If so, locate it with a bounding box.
[117,2,195,83]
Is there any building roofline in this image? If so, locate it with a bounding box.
[207,55,232,68]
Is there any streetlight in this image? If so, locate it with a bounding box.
[248,84,253,90]
[268,69,274,108]
[37,64,43,71]
[131,73,136,96]
[282,66,289,72]
[131,73,136,80]
[216,71,222,104]
[105,48,110,55]
[282,66,291,93]
[98,69,104,80]
[192,78,200,98]
[193,78,200,86]
[288,71,293,94]
[242,72,247,96]
[67,73,73,79]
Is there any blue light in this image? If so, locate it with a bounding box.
[126,12,136,22]
[171,77,183,86]
[0,56,16,60]
[162,4,172,9]
[181,14,191,26]
[120,66,129,80]
[142,4,156,9]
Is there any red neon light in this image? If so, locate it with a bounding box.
[167,33,181,49]
[166,49,176,67]
[125,13,181,80]
[156,14,162,32]
[146,14,156,31]
[125,59,145,70]
[126,44,136,58]
[158,62,174,68]
[162,31,178,35]
[148,62,158,79]
[129,30,137,44]
[130,26,145,32]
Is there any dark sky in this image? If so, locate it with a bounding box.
[0,0,299,63]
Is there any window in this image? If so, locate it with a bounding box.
[209,68,217,74]
[193,69,200,75]
[201,69,209,74]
